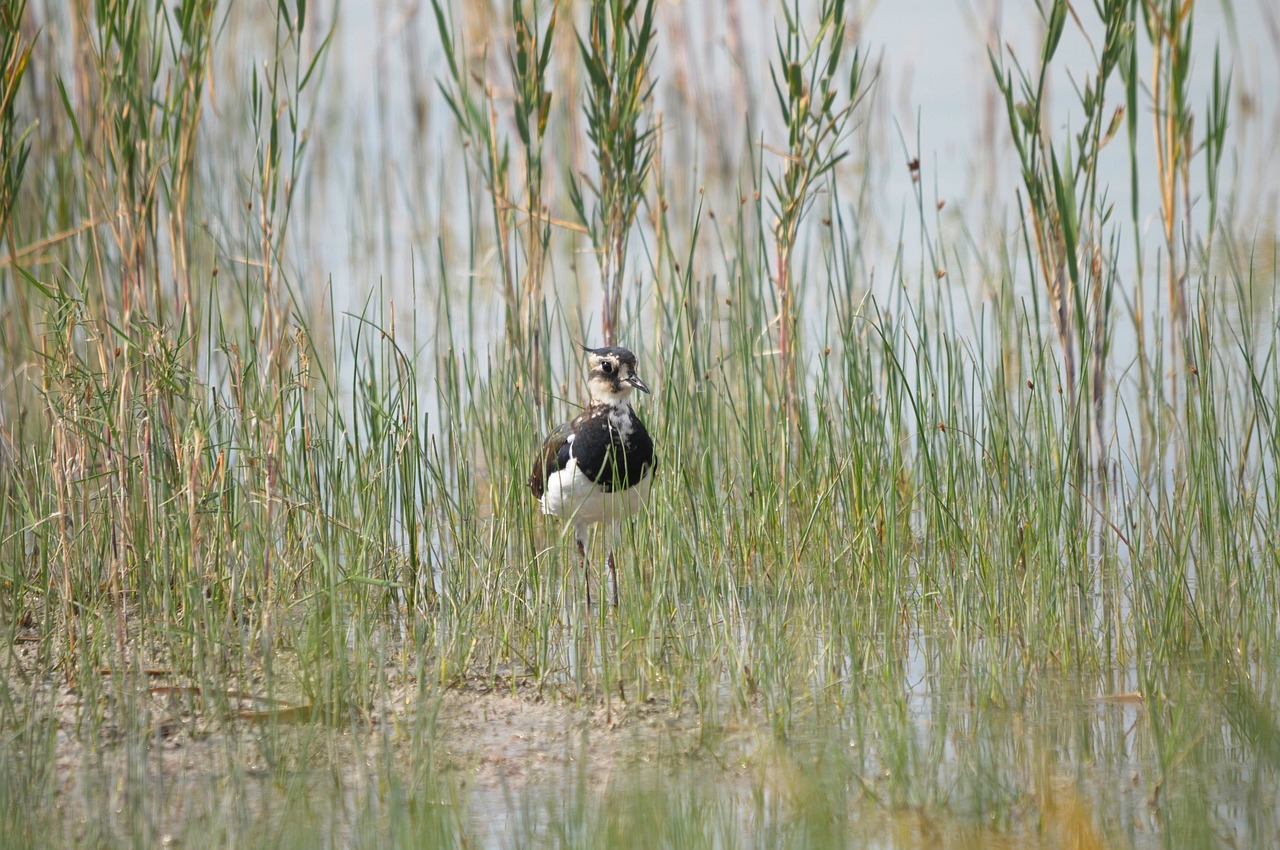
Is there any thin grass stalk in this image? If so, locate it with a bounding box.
[1143,0,1195,351]
[990,0,1131,479]
[767,0,864,432]
[431,0,528,369]
[250,0,331,377]
[510,0,556,396]
[0,0,34,259]
[242,1,331,642]
[157,0,213,346]
[570,0,657,346]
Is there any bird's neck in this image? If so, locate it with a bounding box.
[588,392,632,410]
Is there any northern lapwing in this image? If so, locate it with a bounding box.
[529,345,657,607]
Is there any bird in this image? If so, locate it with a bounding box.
[529,345,657,608]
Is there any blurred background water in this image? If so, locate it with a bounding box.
[194,0,1280,348]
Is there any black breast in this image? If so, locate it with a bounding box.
[558,404,656,493]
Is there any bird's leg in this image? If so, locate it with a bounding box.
[607,550,619,609]
[577,536,591,608]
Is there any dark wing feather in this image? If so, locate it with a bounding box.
[529,421,574,498]
[564,406,654,492]
[530,405,656,497]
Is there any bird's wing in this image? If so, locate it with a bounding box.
[529,420,575,498]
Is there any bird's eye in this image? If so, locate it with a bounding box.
[601,361,614,374]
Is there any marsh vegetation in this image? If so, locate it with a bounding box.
[1,0,1278,846]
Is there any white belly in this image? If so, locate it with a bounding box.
[540,458,652,529]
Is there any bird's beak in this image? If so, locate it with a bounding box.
[627,373,651,394]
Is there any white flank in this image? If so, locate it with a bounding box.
[540,458,652,529]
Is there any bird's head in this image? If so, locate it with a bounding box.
[583,345,650,404]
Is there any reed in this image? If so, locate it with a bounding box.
[568,0,658,348]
